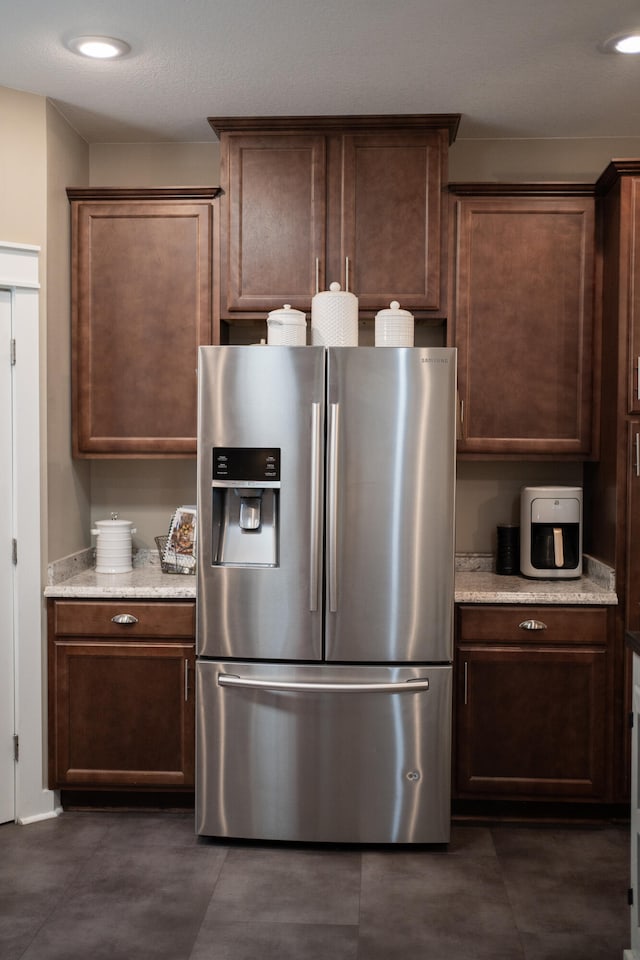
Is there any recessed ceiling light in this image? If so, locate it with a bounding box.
[67,35,131,59]
[599,32,640,54]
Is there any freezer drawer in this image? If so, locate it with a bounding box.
[196,660,452,843]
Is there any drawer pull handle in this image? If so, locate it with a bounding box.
[111,613,139,625]
[519,619,548,631]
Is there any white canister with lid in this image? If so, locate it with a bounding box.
[311,282,358,347]
[91,513,136,574]
[266,304,307,345]
[374,300,414,347]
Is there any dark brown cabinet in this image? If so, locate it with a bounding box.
[455,605,610,801]
[585,161,640,801]
[211,115,459,320]
[68,187,219,458]
[627,421,640,633]
[449,184,597,457]
[625,177,640,414]
[48,599,195,790]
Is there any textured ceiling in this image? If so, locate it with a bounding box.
[1,0,640,143]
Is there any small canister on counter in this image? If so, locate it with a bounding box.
[91,513,136,574]
[266,304,307,345]
[311,282,358,346]
[496,523,520,576]
[374,301,414,347]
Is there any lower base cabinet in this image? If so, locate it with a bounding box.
[48,599,195,790]
[455,605,610,801]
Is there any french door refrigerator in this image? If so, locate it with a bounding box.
[196,345,457,843]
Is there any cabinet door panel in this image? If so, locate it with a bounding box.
[72,197,213,456]
[340,131,446,312]
[223,134,326,313]
[628,179,640,413]
[456,645,606,799]
[452,193,595,456]
[49,640,195,788]
[628,421,640,632]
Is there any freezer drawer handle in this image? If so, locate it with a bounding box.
[518,619,548,631]
[217,673,430,694]
[111,613,138,625]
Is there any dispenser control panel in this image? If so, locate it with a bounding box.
[213,447,281,482]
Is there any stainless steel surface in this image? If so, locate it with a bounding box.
[519,619,548,631]
[327,401,339,615]
[196,345,457,843]
[217,672,430,693]
[197,346,325,661]
[309,402,322,612]
[196,659,452,844]
[324,348,456,663]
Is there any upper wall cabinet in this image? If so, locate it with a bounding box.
[596,163,640,415]
[68,187,219,458]
[209,115,460,320]
[449,183,597,458]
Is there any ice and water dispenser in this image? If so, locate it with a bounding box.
[210,447,280,566]
[520,485,582,579]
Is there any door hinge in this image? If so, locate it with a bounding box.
[13,734,19,762]
[12,538,17,565]
[629,886,634,906]
[10,338,16,365]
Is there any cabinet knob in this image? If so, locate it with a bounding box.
[519,619,548,631]
[111,613,139,625]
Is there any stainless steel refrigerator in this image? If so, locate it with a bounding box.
[196,345,457,843]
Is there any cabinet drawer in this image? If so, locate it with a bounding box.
[458,605,607,645]
[53,600,195,639]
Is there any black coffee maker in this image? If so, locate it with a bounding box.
[520,485,582,579]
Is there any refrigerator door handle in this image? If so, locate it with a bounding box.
[328,401,340,613]
[217,673,430,694]
[309,401,322,612]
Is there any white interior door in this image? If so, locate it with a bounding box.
[0,288,15,823]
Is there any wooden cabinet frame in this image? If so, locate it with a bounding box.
[454,605,612,803]
[211,115,460,321]
[449,183,598,458]
[68,187,220,458]
[47,600,195,791]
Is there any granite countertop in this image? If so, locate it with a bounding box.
[44,550,196,599]
[454,570,617,605]
[44,550,617,605]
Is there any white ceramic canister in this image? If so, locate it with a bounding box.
[266,304,307,345]
[311,282,358,347]
[91,514,137,574]
[374,300,414,347]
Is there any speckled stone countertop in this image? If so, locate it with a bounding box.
[44,549,196,599]
[44,549,617,605]
[454,552,616,605]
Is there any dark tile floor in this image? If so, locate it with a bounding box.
[0,812,630,960]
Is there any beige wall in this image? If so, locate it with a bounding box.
[90,141,219,187]
[0,88,47,243]
[449,136,640,182]
[45,102,90,561]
